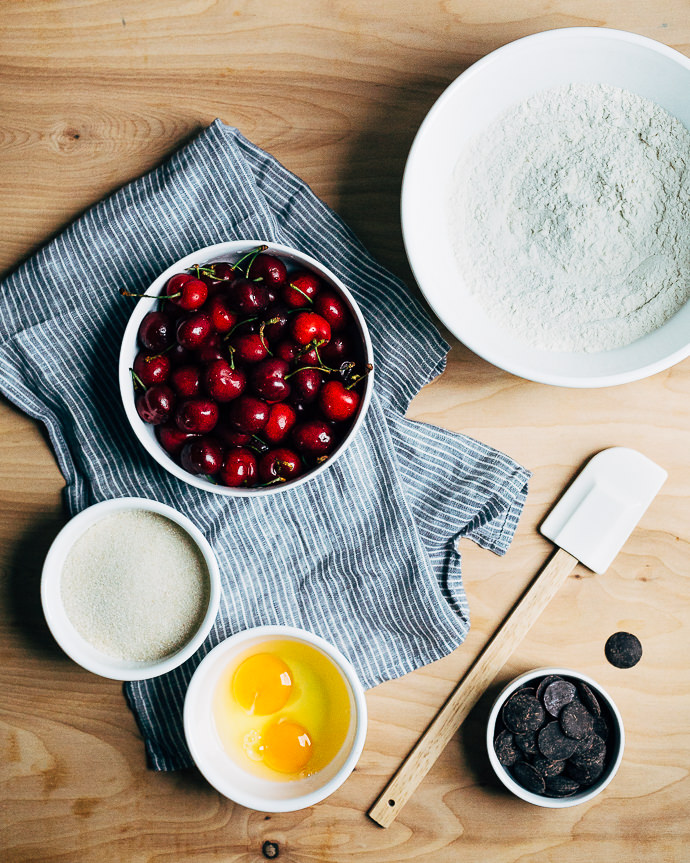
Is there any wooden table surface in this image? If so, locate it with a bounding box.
[2,3,689,861]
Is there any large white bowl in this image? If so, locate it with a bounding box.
[402,28,690,387]
[119,240,374,495]
[41,497,221,681]
[184,625,367,812]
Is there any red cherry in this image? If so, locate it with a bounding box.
[226,395,269,433]
[133,352,171,387]
[250,358,291,402]
[275,340,301,363]
[180,437,224,475]
[319,380,360,421]
[175,398,219,434]
[230,279,270,314]
[282,271,322,308]
[295,345,323,367]
[215,423,251,447]
[264,403,297,444]
[207,293,238,333]
[292,420,334,455]
[314,291,349,332]
[204,360,246,402]
[177,313,212,349]
[258,448,302,483]
[206,261,236,285]
[288,367,322,404]
[291,311,331,346]
[196,344,225,364]
[263,306,289,341]
[138,311,175,352]
[219,448,258,487]
[170,364,202,398]
[230,333,269,363]
[165,275,208,311]
[246,253,287,286]
[168,343,192,366]
[320,334,352,365]
[136,384,176,425]
[156,423,198,457]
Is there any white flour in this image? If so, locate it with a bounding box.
[448,83,690,352]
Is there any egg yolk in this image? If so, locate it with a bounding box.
[263,719,313,774]
[232,653,293,715]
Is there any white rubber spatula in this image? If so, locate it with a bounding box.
[368,447,666,828]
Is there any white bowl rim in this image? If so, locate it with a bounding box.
[486,666,625,808]
[119,240,374,495]
[183,624,368,812]
[40,497,221,681]
[402,27,690,388]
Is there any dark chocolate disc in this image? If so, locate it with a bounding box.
[512,761,546,794]
[503,689,546,733]
[533,757,566,778]
[514,730,539,757]
[577,682,602,717]
[494,730,521,767]
[605,631,642,668]
[592,715,609,741]
[538,720,579,760]
[543,679,577,717]
[535,675,564,703]
[560,701,595,739]
[565,758,605,786]
[545,774,581,797]
[570,733,606,768]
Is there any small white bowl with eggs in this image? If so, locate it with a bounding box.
[183,625,367,812]
[41,497,221,681]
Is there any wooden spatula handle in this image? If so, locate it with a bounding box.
[368,547,578,828]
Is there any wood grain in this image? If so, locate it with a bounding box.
[1,2,689,861]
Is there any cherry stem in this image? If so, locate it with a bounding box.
[186,264,218,278]
[346,363,373,390]
[237,245,269,277]
[120,289,181,300]
[260,477,287,487]
[284,364,331,380]
[130,369,146,391]
[226,316,258,338]
[258,321,273,356]
[227,345,236,370]
[288,283,313,304]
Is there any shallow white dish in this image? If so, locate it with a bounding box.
[402,28,690,387]
[486,667,624,808]
[119,240,374,495]
[41,497,220,681]
[184,625,367,812]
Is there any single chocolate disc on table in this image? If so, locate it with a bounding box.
[512,761,546,795]
[577,681,602,717]
[502,689,546,733]
[494,730,521,767]
[545,774,581,797]
[605,631,643,668]
[533,756,566,778]
[538,720,579,760]
[560,700,595,739]
[543,679,577,717]
[514,730,539,757]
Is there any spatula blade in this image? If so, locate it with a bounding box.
[540,447,666,574]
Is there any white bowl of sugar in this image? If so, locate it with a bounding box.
[402,28,690,387]
[41,497,220,680]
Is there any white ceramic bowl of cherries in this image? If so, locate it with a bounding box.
[119,241,374,495]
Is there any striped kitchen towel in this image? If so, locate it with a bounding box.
[0,121,529,769]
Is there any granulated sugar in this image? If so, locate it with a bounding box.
[61,510,210,661]
[448,83,690,352]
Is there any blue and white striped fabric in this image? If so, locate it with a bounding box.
[0,121,529,770]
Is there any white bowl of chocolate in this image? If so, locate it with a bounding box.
[487,667,625,807]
